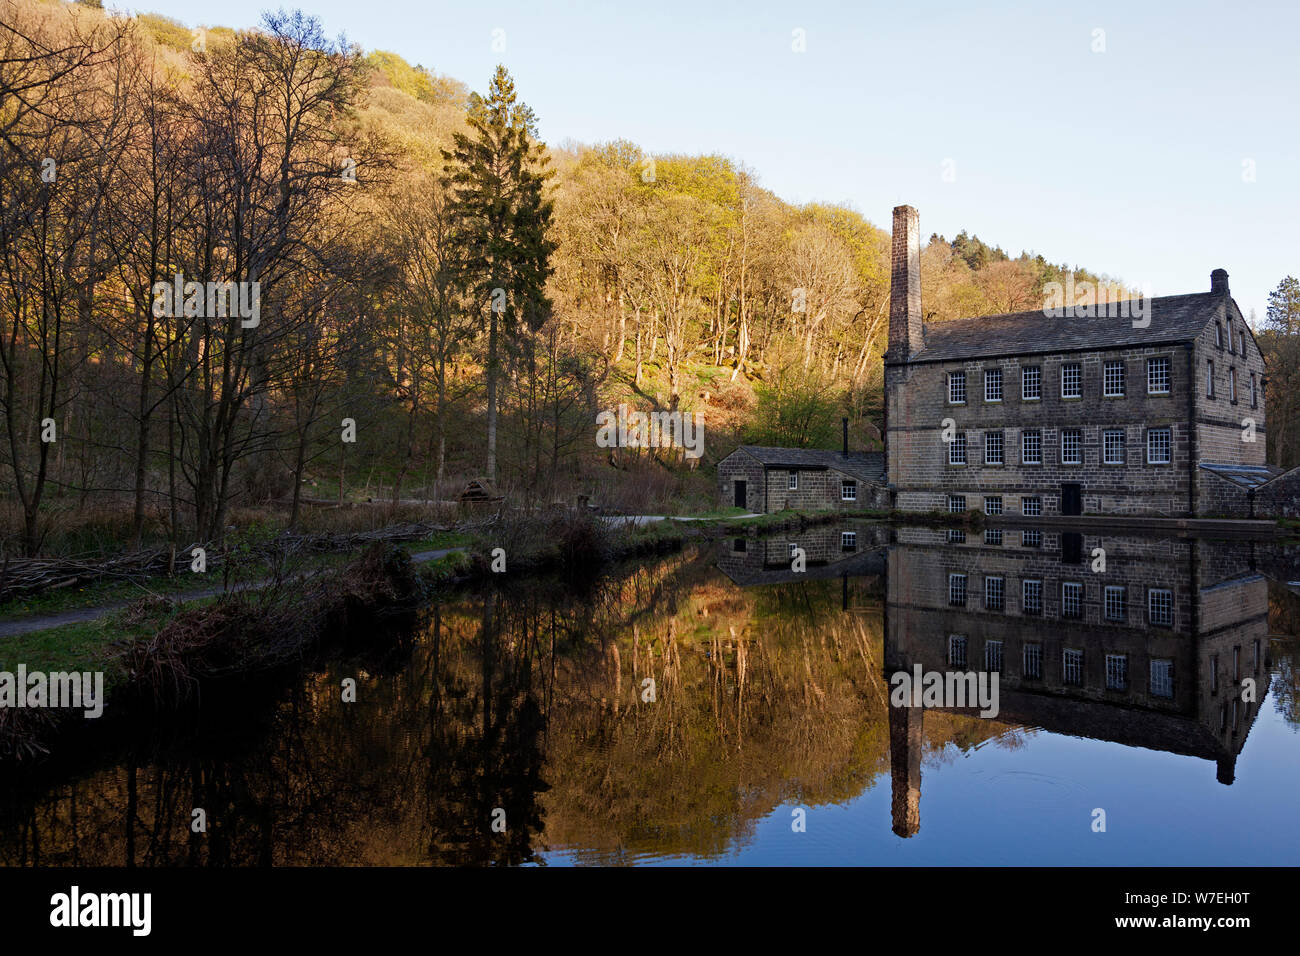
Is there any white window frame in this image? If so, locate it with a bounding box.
[1022,579,1043,615]
[1146,426,1171,465]
[949,434,967,465]
[948,371,967,404]
[1022,529,1042,548]
[841,531,856,550]
[1102,428,1125,465]
[1104,585,1126,622]
[984,367,1003,403]
[1061,581,1083,619]
[984,575,1005,611]
[1206,359,1215,397]
[1147,356,1170,394]
[1022,366,1041,401]
[1150,659,1174,699]
[948,573,967,607]
[984,640,1003,672]
[1060,428,1082,465]
[1023,642,1043,679]
[983,495,1003,515]
[1148,588,1173,627]
[948,494,966,513]
[1060,363,1082,399]
[1022,496,1042,517]
[1229,366,1236,402]
[984,431,1004,465]
[1021,429,1042,465]
[841,479,857,501]
[948,634,968,669]
[1105,654,1128,691]
[788,471,799,491]
[1103,360,1125,398]
[1064,648,1084,686]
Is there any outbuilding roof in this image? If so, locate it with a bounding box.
[732,446,885,483]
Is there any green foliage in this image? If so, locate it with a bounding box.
[367,50,466,107]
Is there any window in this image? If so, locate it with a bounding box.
[949,434,967,465]
[841,480,857,501]
[1024,642,1043,679]
[949,573,967,607]
[1251,372,1258,408]
[1229,367,1237,402]
[949,371,967,404]
[788,471,799,490]
[985,431,1004,465]
[1206,360,1215,397]
[1147,357,1170,394]
[1106,654,1128,690]
[1238,330,1245,354]
[984,367,1003,402]
[1146,427,1171,464]
[1022,429,1042,465]
[1227,323,1234,353]
[1022,496,1042,517]
[984,576,1005,611]
[841,531,857,551]
[1022,579,1043,615]
[1103,360,1125,397]
[1210,654,1219,692]
[1233,646,1240,682]
[948,528,966,544]
[1150,659,1174,698]
[1022,529,1042,548]
[983,496,1003,515]
[1232,698,1240,729]
[948,494,966,513]
[1103,428,1125,465]
[1064,649,1084,686]
[1104,585,1126,622]
[1215,322,1223,348]
[1061,581,1083,619]
[948,635,967,669]
[1022,366,1041,400]
[1061,363,1081,398]
[789,542,799,559]
[732,537,747,553]
[1061,428,1082,465]
[985,641,1003,672]
[984,529,1002,545]
[1253,639,1261,675]
[1148,588,1173,627]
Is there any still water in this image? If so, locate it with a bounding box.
[2,523,1298,866]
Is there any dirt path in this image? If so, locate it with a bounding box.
[0,547,466,639]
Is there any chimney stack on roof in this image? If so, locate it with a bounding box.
[1211,268,1229,296]
[887,205,923,361]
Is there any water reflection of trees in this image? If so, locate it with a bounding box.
[0,548,1009,866]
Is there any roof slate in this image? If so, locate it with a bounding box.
[736,446,885,483]
[909,292,1225,363]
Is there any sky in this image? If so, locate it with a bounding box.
[125,0,1297,322]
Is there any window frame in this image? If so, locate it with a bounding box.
[984,430,1004,466]
[1104,585,1127,622]
[1146,356,1170,395]
[1102,428,1125,465]
[1021,429,1042,465]
[984,367,1003,403]
[1102,360,1125,398]
[1060,362,1082,399]
[949,433,967,466]
[1022,366,1042,401]
[1146,426,1172,465]
[788,470,798,491]
[1060,427,1083,465]
[841,479,857,501]
[948,370,967,405]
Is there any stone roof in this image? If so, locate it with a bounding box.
[909,291,1226,363]
[735,446,885,483]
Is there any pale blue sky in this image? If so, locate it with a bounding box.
[127,0,1297,321]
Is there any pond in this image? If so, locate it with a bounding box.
[2,522,1298,866]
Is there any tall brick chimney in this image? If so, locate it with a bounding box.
[888,205,923,360]
[1211,268,1229,296]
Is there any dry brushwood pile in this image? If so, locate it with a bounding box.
[115,544,428,707]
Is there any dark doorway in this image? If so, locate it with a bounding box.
[1061,483,1082,516]
[1061,531,1083,564]
[734,479,747,509]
